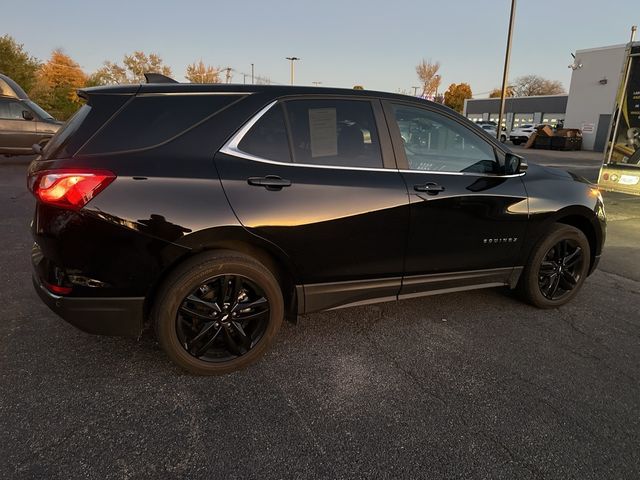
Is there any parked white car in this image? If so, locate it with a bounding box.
[478,123,507,143]
[509,124,537,145]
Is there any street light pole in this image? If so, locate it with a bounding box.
[497,0,516,140]
[286,57,300,85]
[251,63,254,84]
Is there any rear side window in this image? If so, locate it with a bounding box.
[83,94,240,154]
[0,99,25,120]
[238,103,291,162]
[41,105,91,160]
[285,99,383,168]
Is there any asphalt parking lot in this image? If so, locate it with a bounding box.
[1,150,639,479]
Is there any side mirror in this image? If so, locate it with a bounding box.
[504,153,527,175]
[22,110,34,121]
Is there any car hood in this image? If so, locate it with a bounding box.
[525,162,591,184]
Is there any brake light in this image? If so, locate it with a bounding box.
[29,169,115,210]
[43,280,73,295]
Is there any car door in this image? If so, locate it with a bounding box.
[215,96,409,312]
[382,101,529,297]
[0,98,37,151]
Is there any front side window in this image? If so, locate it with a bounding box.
[285,99,383,168]
[392,104,498,174]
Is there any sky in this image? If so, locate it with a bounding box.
[2,0,639,97]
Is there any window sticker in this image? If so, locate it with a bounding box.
[308,108,337,157]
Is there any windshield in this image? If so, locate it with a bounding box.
[24,100,55,120]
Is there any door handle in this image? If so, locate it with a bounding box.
[414,182,445,195]
[247,175,292,190]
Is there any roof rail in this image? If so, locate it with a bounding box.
[144,73,178,84]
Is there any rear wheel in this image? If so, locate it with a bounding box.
[518,224,590,308]
[153,251,283,375]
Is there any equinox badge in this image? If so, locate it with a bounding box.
[484,237,518,244]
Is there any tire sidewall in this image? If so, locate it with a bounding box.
[154,254,283,375]
[523,225,591,308]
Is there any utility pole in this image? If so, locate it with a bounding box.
[225,67,232,84]
[497,0,516,140]
[243,73,247,84]
[411,86,420,96]
[286,57,300,85]
[251,63,255,84]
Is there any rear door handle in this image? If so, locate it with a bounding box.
[247,175,292,190]
[414,182,445,195]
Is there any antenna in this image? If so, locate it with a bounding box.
[144,73,178,84]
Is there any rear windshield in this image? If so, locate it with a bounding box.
[81,94,242,155]
[41,105,90,160]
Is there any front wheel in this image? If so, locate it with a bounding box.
[512,139,522,145]
[153,251,284,375]
[518,224,590,308]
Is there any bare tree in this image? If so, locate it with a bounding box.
[416,59,441,97]
[185,60,220,83]
[511,75,564,96]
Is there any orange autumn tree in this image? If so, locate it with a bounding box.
[186,60,221,83]
[443,82,473,113]
[30,50,87,120]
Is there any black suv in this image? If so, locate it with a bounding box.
[28,82,606,375]
[0,74,62,155]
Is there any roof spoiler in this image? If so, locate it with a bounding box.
[144,73,178,84]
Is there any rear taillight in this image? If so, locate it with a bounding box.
[29,169,115,210]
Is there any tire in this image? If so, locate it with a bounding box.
[518,224,590,308]
[153,250,284,375]
[500,135,507,143]
[512,139,522,146]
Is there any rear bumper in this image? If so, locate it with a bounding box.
[33,275,144,337]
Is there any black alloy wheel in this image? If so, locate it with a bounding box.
[154,251,284,375]
[518,224,591,308]
[537,239,584,301]
[176,275,270,362]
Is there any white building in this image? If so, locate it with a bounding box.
[564,44,627,151]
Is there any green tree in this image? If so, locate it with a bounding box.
[92,51,172,85]
[443,83,472,113]
[0,35,40,92]
[29,50,87,120]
